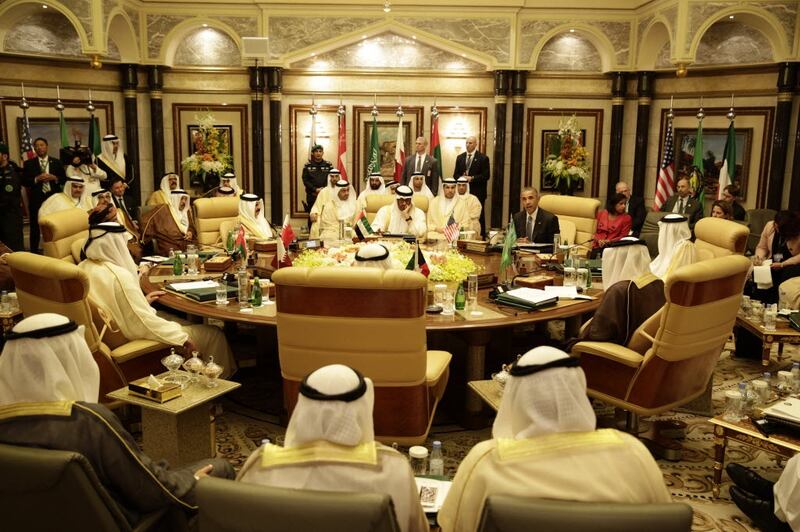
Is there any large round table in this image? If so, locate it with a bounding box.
[142,252,603,422]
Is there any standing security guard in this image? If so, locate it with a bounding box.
[301,144,333,215]
[0,144,24,251]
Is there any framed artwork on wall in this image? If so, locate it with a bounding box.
[361,120,414,179]
[539,128,587,192]
[673,127,752,200]
[17,117,92,159]
[434,106,488,179]
[353,106,422,190]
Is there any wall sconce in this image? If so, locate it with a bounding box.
[675,63,688,78]
[89,55,102,70]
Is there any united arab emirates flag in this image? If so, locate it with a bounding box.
[354,210,373,241]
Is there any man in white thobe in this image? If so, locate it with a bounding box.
[371,185,426,239]
[309,168,342,238]
[146,172,179,206]
[427,177,468,241]
[410,173,434,200]
[38,176,90,217]
[96,134,128,185]
[220,172,241,195]
[456,176,482,237]
[356,172,386,213]
[438,346,671,532]
[650,214,697,278]
[353,243,393,270]
[78,222,235,376]
[66,149,107,195]
[238,364,427,532]
[237,193,274,240]
[319,179,357,242]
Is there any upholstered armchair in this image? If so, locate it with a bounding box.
[538,195,601,256]
[364,194,429,224]
[39,208,89,263]
[271,266,451,446]
[193,196,239,247]
[6,252,169,402]
[571,255,750,449]
[693,217,749,260]
[197,477,400,532]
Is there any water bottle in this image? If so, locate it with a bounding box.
[792,362,800,393]
[429,441,444,477]
[172,251,183,276]
[168,248,175,260]
[763,372,773,390]
[455,283,466,311]
[251,276,263,307]
[738,382,750,417]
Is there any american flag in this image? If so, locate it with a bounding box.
[19,109,35,161]
[654,118,675,211]
[443,213,460,243]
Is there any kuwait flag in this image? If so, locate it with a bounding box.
[718,121,736,199]
[405,246,430,277]
[393,116,405,183]
[354,210,373,241]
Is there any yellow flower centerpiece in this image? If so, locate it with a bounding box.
[542,115,591,195]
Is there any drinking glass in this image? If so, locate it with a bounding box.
[237,269,250,310]
[764,304,777,332]
[0,291,9,313]
[467,274,481,316]
[262,279,274,306]
[552,234,561,255]
[434,284,447,308]
[216,281,229,305]
[442,289,455,316]
[8,293,18,313]
[577,268,589,290]
[722,390,744,422]
[750,301,763,323]
[563,267,577,287]
[740,295,751,315]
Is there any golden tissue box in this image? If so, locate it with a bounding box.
[128,378,182,403]
[204,255,233,272]
[254,240,277,253]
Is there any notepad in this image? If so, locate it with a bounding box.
[168,280,218,291]
[415,477,452,512]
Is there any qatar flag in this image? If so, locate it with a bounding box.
[336,110,348,181]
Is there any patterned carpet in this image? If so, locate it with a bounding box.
[213,342,799,532]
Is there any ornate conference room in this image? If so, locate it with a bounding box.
[1,0,800,531]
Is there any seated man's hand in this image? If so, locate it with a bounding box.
[310,213,319,222]
[771,262,784,270]
[145,290,165,304]
[516,237,529,244]
[753,255,765,266]
[184,230,194,240]
[183,338,198,355]
[193,464,214,480]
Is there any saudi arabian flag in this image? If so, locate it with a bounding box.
[59,111,69,149]
[500,216,517,272]
[88,116,101,156]
[691,120,704,205]
[718,121,736,199]
[367,114,380,174]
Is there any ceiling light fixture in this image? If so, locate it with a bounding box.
[729,15,735,20]
[383,1,391,13]
[569,28,575,33]
[42,4,48,8]
[202,23,209,27]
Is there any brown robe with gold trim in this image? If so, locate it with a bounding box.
[0,242,14,291]
[141,204,197,256]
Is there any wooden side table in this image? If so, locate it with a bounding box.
[0,309,22,334]
[468,379,503,412]
[107,371,240,467]
[709,416,800,498]
[734,314,800,366]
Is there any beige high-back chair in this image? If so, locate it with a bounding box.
[693,217,748,261]
[6,252,168,402]
[194,196,239,246]
[364,194,429,224]
[271,267,451,445]
[39,208,89,263]
[538,195,601,253]
[571,255,749,436]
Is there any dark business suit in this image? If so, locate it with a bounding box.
[513,208,560,245]
[401,153,440,194]
[454,150,490,235]
[22,156,66,251]
[661,194,703,228]
[626,196,646,236]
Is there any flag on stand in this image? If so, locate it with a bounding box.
[235,223,247,258]
[653,118,675,210]
[430,111,442,181]
[405,245,430,277]
[367,113,380,174]
[353,210,373,241]
[88,116,101,156]
[59,110,69,150]
[691,119,705,205]
[393,117,405,183]
[271,214,295,269]
[306,112,318,161]
[718,121,736,199]
[337,109,348,181]
[19,109,35,161]
[500,216,517,272]
[443,213,460,243]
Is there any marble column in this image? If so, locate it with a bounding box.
[147,66,165,186]
[491,71,509,229]
[767,62,796,209]
[249,67,266,199]
[266,67,283,225]
[607,72,627,198]
[509,71,527,207]
[120,64,141,209]
[632,72,654,197]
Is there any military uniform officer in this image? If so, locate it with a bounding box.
[301,144,333,214]
[0,143,24,251]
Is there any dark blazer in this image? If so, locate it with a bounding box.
[22,156,65,204]
[626,196,646,236]
[513,208,560,244]
[401,153,440,193]
[661,194,703,228]
[453,150,490,201]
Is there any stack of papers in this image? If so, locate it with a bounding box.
[415,477,452,513]
[165,280,236,302]
[495,287,558,311]
[543,286,594,301]
[763,397,800,424]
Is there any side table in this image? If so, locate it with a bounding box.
[107,371,240,467]
[734,314,800,366]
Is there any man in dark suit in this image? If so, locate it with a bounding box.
[660,177,703,229]
[401,137,440,194]
[22,137,65,252]
[453,135,490,236]
[616,181,646,236]
[513,187,560,245]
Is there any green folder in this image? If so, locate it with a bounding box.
[165,283,237,302]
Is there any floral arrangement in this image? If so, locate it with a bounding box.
[181,113,232,183]
[542,114,591,191]
[293,241,479,283]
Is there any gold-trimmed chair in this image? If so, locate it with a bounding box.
[271,267,451,446]
[39,208,89,263]
[193,196,239,247]
[364,194,429,224]
[6,252,169,402]
[538,195,601,255]
[571,255,750,457]
[693,217,749,260]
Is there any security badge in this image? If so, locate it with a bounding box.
[4,185,12,192]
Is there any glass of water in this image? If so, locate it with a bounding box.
[237,269,250,310]
[563,267,577,287]
[434,284,447,308]
[216,281,229,305]
[577,268,589,290]
[764,304,778,331]
[442,289,455,316]
[467,274,481,316]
